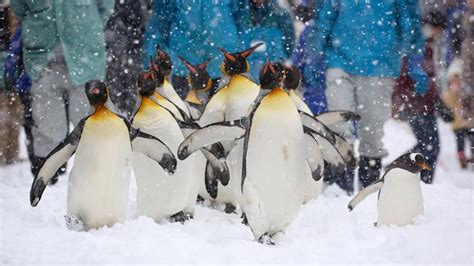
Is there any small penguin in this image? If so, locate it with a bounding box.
[30,80,177,231]
[348,153,430,226]
[132,71,199,222]
[197,43,263,213]
[177,62,325,244]
[179,56,212,119]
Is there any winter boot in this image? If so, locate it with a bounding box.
[358,157,382,189]
[31,156,67,185]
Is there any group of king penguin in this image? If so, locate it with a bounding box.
[29,43,431,245]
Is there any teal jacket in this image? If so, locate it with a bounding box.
[314,0,425,78]
[144,0,247,78]
[241,0,295,81]
[12,0,114,85]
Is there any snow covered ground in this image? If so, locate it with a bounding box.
[1,119,472,264]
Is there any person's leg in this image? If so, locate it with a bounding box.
[325,68,357,194]
[468,130,474,162]
[454,129,468,168]
[6,94,23,164]
[67,83,89,126]
[354,76,394,188]
[30,59,71,179]
[408,115,440,183]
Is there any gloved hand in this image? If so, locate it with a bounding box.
[407,55,430,95]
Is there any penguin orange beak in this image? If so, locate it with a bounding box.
[418,162,432,171]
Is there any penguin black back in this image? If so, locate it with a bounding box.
[283,65,302,91]
[385,153,431,175]
[179,56,212,91]
[220,43,263,76]
[259,61,285,91]
[154,44,173,76]
[137,70,160,97]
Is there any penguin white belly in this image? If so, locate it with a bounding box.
[67,117,132,229]
[242,92,305,238]
[377,168,424,226]
[133,107,196,221]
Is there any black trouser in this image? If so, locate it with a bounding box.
[408,114,440,183]
[455,129,474,154]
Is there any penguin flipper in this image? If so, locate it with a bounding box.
[132,130,177,174]
[315,111,361,126]
[204,161,219,198]
[306,130,346,177]
[299,111,337,145]
[303,133,325,181]
[347,180,384,211]
[178,121,246,160]
[30,118,86,207]
[200,146,230,186]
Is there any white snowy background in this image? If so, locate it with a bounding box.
[0,119,472,264]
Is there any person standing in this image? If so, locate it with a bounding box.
[11,0,114,180]
[105,0,148,117]
[314,0,429,193]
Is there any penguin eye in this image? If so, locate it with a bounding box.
[415,154,425,163]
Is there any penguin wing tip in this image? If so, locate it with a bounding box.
[348,205,354,212]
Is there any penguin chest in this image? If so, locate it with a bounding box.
[225,75,260,120]
[377,168,424,226]
[132,104,195,220]
[162,79,190,117]
[243,89,305,228]
[67,115,132,229]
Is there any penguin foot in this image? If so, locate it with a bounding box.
[196,195,205,203]
[224,203,237,214]
[241,213,248,226]
[373,222,378,227]
[169,211,190,224]
[184,212,194,220]
[64,215,86,232]
[257,233,275,246]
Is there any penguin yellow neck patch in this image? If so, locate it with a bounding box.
[185,90,201,105]
[91,105,119,121]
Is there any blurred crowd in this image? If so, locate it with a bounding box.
[0,0,472,194]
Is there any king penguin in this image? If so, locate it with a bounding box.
[179,56,213,120]
[29,80,177,231]
[348,152,430,226]
[196,43,263,213]
[132,70,199,222]
[177,62,326,244]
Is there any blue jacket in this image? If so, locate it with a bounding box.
[292,21,327,114]
[314,0,425,78]
[144,0,247,78]
[241,1,295,81]
[4,27,31,93]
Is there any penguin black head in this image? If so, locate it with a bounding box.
[137,70,159,97]
[179,56,212,91]
[85,80,108,106]
[283,65,302,91]
[220,43,263,76]
[154,44,173,76]
[259,60,285,90]
[388,153,432,174]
